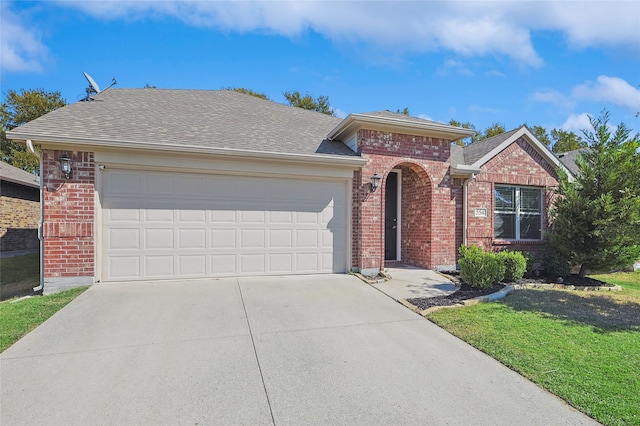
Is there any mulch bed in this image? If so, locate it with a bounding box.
[407,273,612,311]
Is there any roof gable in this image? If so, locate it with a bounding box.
[451,126,572,178]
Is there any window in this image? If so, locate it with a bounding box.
[494,185,542,240]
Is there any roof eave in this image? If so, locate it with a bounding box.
[328,113,475,142]
[450,164,481,178]
[7,132,368,169]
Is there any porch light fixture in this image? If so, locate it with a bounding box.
[59,154,72,179]
[370,173,381,192]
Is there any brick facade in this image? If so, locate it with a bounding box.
[351,132,559,273]
[42,150,95,279]
[466,138,560,262]
[0,181,39,252]
[352,129,459,272]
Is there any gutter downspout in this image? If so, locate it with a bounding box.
[26,140,44,294]
[462,173,476,247]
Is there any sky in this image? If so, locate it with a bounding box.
[2,0,640,141]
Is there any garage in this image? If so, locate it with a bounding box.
[101,168,348,282]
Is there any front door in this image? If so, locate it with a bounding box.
[385,172,398,260]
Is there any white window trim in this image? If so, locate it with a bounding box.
[494,185,543,241]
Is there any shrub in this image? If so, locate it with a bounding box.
[497,250,527,282]
[458,245,505,289]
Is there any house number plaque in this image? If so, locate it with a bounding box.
[474,208,488,218]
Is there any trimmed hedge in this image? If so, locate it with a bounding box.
[458,245,528,288]
[458,245,505,289]
[497,250,527,282]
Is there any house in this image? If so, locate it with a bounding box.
[0,161,40,254]
[6,89,568,290]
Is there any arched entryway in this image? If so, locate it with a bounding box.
[383,162,432,268]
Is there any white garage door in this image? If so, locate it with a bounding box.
[101,169,348,281]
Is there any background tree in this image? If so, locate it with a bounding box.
[395,107,410,115]
[1,89,66,173]
[283,91,335,116]
[449,119,477,146]
[548,111,640,277]
[528,125,552,146]
[550,128,587,153]
[481,122,507,140]
[225,87,270,100]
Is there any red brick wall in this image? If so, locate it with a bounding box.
[466,138,560,262]
[42,150,95,278]
[352,129,458,271]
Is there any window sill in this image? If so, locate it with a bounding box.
[492,240,546,246]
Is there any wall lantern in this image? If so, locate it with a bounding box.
[370,173,381,192]
[59,154,72,179]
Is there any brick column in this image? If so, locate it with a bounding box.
[42,150,95,284]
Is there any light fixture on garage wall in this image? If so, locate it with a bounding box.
[370,173,381,192]
[59,154,72,179]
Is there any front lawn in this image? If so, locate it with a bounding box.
[427,272,640,426]
[0,287,88,353]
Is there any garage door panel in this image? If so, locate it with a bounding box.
[179,255,206,276]
[211,229,236,248]
[210,209,236,223]
[240,254,265,274]
[108,206,140,222]
[178,229,207,249]
[240,229,266,248]
[269,229,293,248]
[144,255,174,277]
[102,169,347,281]
[269,253,293,273]
[109,256,140,279]
[211,254,237,274]
[144,205,174,222]
[145,228,174,249]
[109,228,140,249]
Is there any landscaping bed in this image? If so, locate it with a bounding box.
[407,273,614,310]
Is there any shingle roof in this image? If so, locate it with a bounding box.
[0,162,39,188]
[463,128,520,165]
[557,148,588,176]
[8,89,358,158]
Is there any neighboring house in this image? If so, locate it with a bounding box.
[6,89,568,289]
[0,162,40,253]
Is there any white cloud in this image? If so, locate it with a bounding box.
[0,3,49,72]
[531,90,574,109]
[418,114,434,121]
[437,59,473,77]
[561,113,592,133]
[572,75,640,111]
[46,1,640,68]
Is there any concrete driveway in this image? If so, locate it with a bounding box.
[1,275,596,425]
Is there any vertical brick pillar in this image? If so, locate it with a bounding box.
[42,150,95,282]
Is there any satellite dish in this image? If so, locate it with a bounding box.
[83,71,101,94]
[82,72,117,101]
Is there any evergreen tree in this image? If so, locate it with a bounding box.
[549,111,640,277]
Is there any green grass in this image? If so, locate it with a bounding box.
[428,272,640,426]
[0,254,40,300]
[0,287,88,353]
